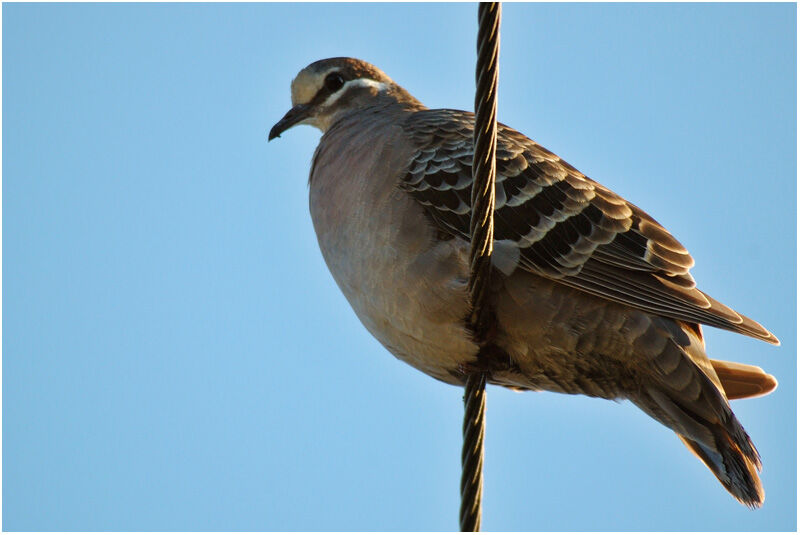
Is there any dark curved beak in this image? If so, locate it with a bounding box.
[268,104,312,141]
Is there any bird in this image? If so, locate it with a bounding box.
[268,57,779,507]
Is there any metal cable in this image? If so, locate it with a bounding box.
[460,2,501,532]
[460,372,487,531]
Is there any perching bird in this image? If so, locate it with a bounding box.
[269,57,779,507]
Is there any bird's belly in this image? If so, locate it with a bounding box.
[310,182,478,385]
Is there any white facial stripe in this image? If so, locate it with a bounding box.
[321,78,388,107]
[292,66,343,105]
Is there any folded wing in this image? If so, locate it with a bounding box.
[400,109,778,345]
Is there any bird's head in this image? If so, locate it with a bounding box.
[268,57,422,140]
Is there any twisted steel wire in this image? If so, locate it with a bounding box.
[468,2,501,332]
[460,372,487,531]
[461,3,501,532]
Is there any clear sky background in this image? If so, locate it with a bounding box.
[3,2,796,531]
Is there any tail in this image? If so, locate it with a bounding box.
[711,359,777,400]
[632,318,772,507]
[678,433,763,507]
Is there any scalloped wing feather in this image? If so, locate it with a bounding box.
[400,109,778,345]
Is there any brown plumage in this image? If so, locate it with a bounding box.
[269,57,780,508]
[401,108,778,345]
[712,359,777,400]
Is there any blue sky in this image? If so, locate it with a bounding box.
[3,2,795,531]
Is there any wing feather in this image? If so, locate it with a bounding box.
[400,109,778,345]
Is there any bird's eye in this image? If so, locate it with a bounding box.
[324,72,345,92]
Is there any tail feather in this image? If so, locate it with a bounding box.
[640,380,765,508]
[679,433,764,508]
[711,359,778,400]
[633,319,768,507]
